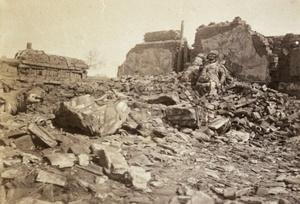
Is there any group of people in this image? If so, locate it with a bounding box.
[188,50,233,96]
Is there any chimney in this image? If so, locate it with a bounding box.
[27,42,32,49]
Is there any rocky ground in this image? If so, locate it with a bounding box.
[0,72,300,204]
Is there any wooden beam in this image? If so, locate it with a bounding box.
[177,20,184,73]
[183,38,188,70]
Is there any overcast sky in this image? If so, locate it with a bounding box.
[1,0,300,77]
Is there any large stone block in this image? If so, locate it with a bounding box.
[54,95,130,136]
[141,92,180,106]
[165,105,198,128]
[128,166,151,190]
[91,143,129,180]
[28,123,58,148]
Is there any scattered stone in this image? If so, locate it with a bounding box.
[223,187,236,199]
[192,130,211,142]
[191,191,215,204]
[284,176,300,185]
[42,184,54,202]
[91,143,129,179]
[14,135,35,151]
[278,198,291,204]
[152,126,170,138]
[177,195,191,204]
[95,192,109,201]
[21,152,43,164]
[129,166,151,190]
[69,200,90,204]
[276,174,287,182]
[3,158,22,167]
[128,197,153,204]
[235,187,254,197]
[15,196,64,204]
[256,187,269,196]
[142,92,180,106]
[210,186,224,196]
[74,163,104,176]
[78,154,89,166]
[95,175,108,184]
[0,186,6,204]
[239,196,265,204]
[150,180,164,188]
[68,144,89,155]
[268,187,289,195]
[45,153,76,168]
[36,170,66,187]
[225,130,250,143]
[187,177,198,185]
[208,117,230,134]
[28,123,57,148]
[169,196,181,204]
[5,130,27,138]
[0,157,4,174]
[1,169,20,179]
[128,154,153,166]
[165,105,198,128]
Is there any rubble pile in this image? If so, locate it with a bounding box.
[54,95,130,136]
[0,73,300,203]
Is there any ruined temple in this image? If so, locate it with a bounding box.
[0,43,88,87]
[118,17,300,96]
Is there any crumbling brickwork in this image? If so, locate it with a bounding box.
[117,30,188,77]
[192,17,273,83]
[14,46,88,83]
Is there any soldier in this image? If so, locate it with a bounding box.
[196,50,231,95]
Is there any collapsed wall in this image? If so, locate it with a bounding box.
[266,34,300,96]
[268,34,300,80]
[0,43,89,115]
[192,17,273,83]
[0,58,20,90]
[0,43,89,86]
[15,44,88,83]
[117,30,188,77]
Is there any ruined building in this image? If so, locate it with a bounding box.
[192,17,273,83]
[117,30,189,76]
[0,43,88,88]
[118,17,300,95]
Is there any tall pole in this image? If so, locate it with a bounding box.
[177,20,184,73]
[183,39,188,70]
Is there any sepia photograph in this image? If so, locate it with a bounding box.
[0,0,300,203]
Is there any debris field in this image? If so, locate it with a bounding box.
[0,71,300,204]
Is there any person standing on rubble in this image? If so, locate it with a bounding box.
[196,50,231,95]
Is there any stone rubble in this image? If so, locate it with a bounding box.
[0,72,299,203]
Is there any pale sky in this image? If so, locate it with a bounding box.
[1,0,300,77]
